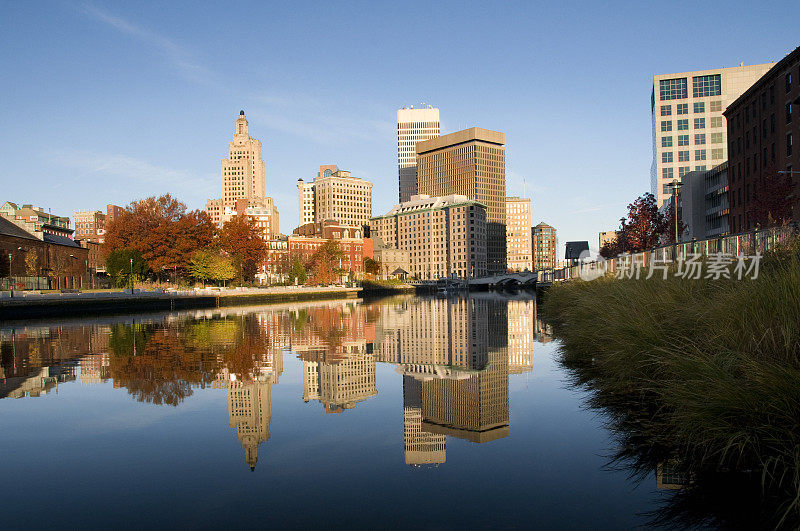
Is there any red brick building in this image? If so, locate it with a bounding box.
[725,46,800,232]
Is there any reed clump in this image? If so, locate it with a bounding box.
[545,240,800,527]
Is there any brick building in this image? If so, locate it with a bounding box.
[725,46,800,232]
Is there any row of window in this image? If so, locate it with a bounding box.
[659,74,722,100]
[660,117,724,131]
[661,149,721,163]
[662,132,724,147]
[660,101,723,116]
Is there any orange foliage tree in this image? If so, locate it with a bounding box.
[104,194,216,281]
[218,214,266,281]
[306,239,343,285]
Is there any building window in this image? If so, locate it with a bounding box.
[694,102,705,113]
[660,105,672,116]
[695,133,706,145]
[678,134,689,146]
[695,165,707,171]
[693,74,722,97]
[788,133,794,157]
[677,119,689,130]
[662,152,674,163]
[662,183,672,195]
[679,166,691,177]
[694,118,706,129]
[662,136,673,147]
[662,167,674,180]
[677,103,689,115]
[787,103,793,123]
[712,148,724,159]
[710,116,724,128]
[710,100,723,112]
[661,121,673,132]
[660,78,688,100]
[770,84,775,103]
[711,132,724,143]
[695,149,707,161]
[678,150,690,162]
[771,113,776,132]
[787,72,793,93]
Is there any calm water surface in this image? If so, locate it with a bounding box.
[1,294,667,528]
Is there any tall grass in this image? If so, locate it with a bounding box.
[544,241,800,528]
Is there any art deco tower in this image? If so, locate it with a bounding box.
[205,111,279,237]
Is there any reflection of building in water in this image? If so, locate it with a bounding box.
[375,297,489,379]
[303,351,377,413]
[420,346,510,443]
[290,302,374,364]
[215,348,283,471]
[507,300,534,374]
[656,462,688,490]
[403,375,445,466]
[0,364,77,399]
[79,354,110,384]
[532,300,553,343]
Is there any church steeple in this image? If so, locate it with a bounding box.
[236,110,248,136]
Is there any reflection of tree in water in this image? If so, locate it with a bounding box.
[107,317,267,406]
[560,356,798,529]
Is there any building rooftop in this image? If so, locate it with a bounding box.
[416,127,504,154]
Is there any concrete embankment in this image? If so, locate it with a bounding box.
[0,284,426,320]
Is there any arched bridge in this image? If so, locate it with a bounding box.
[468,272,538,288]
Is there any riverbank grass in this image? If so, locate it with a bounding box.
[544,242,800,524]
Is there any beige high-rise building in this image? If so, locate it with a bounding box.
[370,194,487,280]
[206,111,279,236]
[296,165,372,229]
[403,375,446,466]
[532,222,557,270]
[416,128,506,274]
[302,352,378,414]
[398,106,440,203]
[505,197,532,272]
[651,62,775,207]
[507,299,534,374]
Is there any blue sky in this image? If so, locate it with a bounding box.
[2,1,798,257]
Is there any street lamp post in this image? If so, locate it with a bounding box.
[129,257,134,294]
[8,252,13,298]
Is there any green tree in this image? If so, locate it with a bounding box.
[211,253,237,285]
[188,250,215,286]
[106,249,149,288]
[288,256,307,285]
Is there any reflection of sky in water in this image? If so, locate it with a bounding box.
[0,295,661,528]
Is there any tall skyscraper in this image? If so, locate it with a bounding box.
[296,165,373,229]
[505,196,532,272]
[651,62,774,207]
[206,111,279,237]
[532,222,557,270]
[416,128,506,274]
[397,106,440,203]
[403,375,446,466]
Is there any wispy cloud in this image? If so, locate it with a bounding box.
[51,149,215,197]
[80,3,213,85]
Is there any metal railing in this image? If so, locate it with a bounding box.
[537,223,800,284]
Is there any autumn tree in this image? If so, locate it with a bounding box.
[660,195,687,245]
[748,166,794,228]
[188,250,215,287]
[104,194,215,281]
[218,214,266,282]
[363,257,380,276]
[306,240,343,285]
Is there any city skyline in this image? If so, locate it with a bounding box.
[3,2,797,259]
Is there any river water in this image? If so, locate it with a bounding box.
[0,293,669,528]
